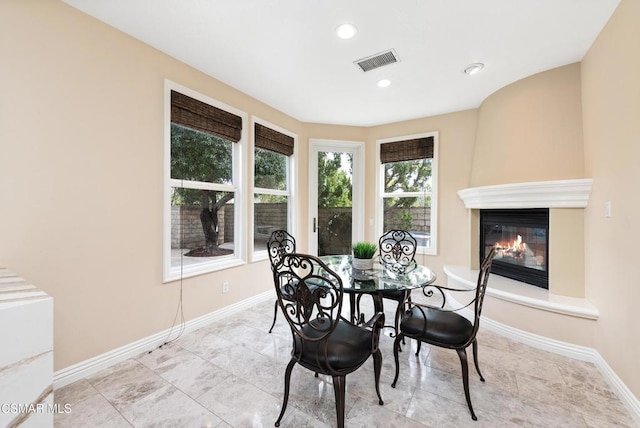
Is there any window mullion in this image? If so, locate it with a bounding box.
[254,187,289,196]
[170,178,236,192]
[382,191,431,198]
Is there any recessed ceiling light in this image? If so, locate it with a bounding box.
[377,79,391,88]
[464,63,485,76]
[336,23,357,39]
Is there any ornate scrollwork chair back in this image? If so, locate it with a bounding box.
[267,230,296,269]
[273,253,385,428]
[273,253,341,345]
[378,229,418,273]
[369,230,419,336]
[391,247,496,421]
[266,230,296,333]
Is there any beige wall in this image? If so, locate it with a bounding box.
[468,64,588,298]
[0,0,302,370]
[549,209,585,298]
[0,0,478,372]
[368,111,479,280]
[471,63,585,187]
[581,0,640,399]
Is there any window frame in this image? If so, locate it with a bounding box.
[163,80,247,282]
[250,116,296,262]
[375,131,439,255]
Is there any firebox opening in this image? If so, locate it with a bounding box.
[480,208,549,289]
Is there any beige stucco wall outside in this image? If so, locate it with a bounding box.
[581,0,640,400]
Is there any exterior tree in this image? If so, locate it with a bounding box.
[171,124,234,252]
[318,152,352,208]
[254,147,287,196]
[382,158,433,232]
[317,152,352,255]
[384,158,432,206]
[171,125,289,253]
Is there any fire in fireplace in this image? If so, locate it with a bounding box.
[480,208,549,289]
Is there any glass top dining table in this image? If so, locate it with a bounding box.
[319,254,437,324]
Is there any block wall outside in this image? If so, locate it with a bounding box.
[171,206,226,249]
[172,204,431,250]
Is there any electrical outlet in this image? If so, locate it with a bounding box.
[222,282,229,293]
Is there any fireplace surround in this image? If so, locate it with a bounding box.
[457,178,593,301]
[449,179,598,346]
[480,208,549,289]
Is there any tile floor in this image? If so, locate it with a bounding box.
[54,296,636,427]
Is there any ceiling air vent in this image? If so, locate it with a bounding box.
[354,49,400,72]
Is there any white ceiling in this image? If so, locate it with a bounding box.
[63,0,620,127]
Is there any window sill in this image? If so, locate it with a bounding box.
[443,265,599,320]
[164,258,245,283]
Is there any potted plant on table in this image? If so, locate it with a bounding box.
[352,241,377,271]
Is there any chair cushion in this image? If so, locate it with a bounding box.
[400,306,473,347]
[294,319,373,372]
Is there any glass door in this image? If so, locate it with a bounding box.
[309,140,364,256]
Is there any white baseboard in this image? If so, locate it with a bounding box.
[454,304,640,426]
[53,290,274,389]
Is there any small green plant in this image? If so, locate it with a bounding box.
[352,242,377,259]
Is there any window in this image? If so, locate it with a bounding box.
[164,83,246,281]
[252,120,295,258]
[377,132,438,254]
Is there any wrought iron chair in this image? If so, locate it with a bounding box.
[266,230,296,333]
[391,247,496,421]
[273,253,385,428]
[373,230,419,336]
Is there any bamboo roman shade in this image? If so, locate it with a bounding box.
[171,90,242,142]
[254,123,294,156]
[380,136,434,163]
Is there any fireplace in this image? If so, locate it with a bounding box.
[480,208,549,289]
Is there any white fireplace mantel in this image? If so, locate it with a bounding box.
[458,179,593,209]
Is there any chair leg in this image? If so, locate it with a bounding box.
[472,339,485,382]
[456,348,478,421]
[268,299,278,333]
[393,291,410,349]
[275,359,296,427]
[391,334,404,388]
[372,349,384,405]
[332,375,346,428]
[355,293,363,323]
[415,340,422,356]
[393,298,406,347]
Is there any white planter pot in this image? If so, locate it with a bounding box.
[352,257,374,271]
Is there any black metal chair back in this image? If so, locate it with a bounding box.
[266,230,297,333]
[267,230,296,270]
[378,230,418,273]
[470,245,495,340]
[369,230,419,336]
[273,253,385,428]
[274,253,343,352]
[391,246,496,421]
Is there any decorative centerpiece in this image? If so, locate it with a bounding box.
[352,242,377,271]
